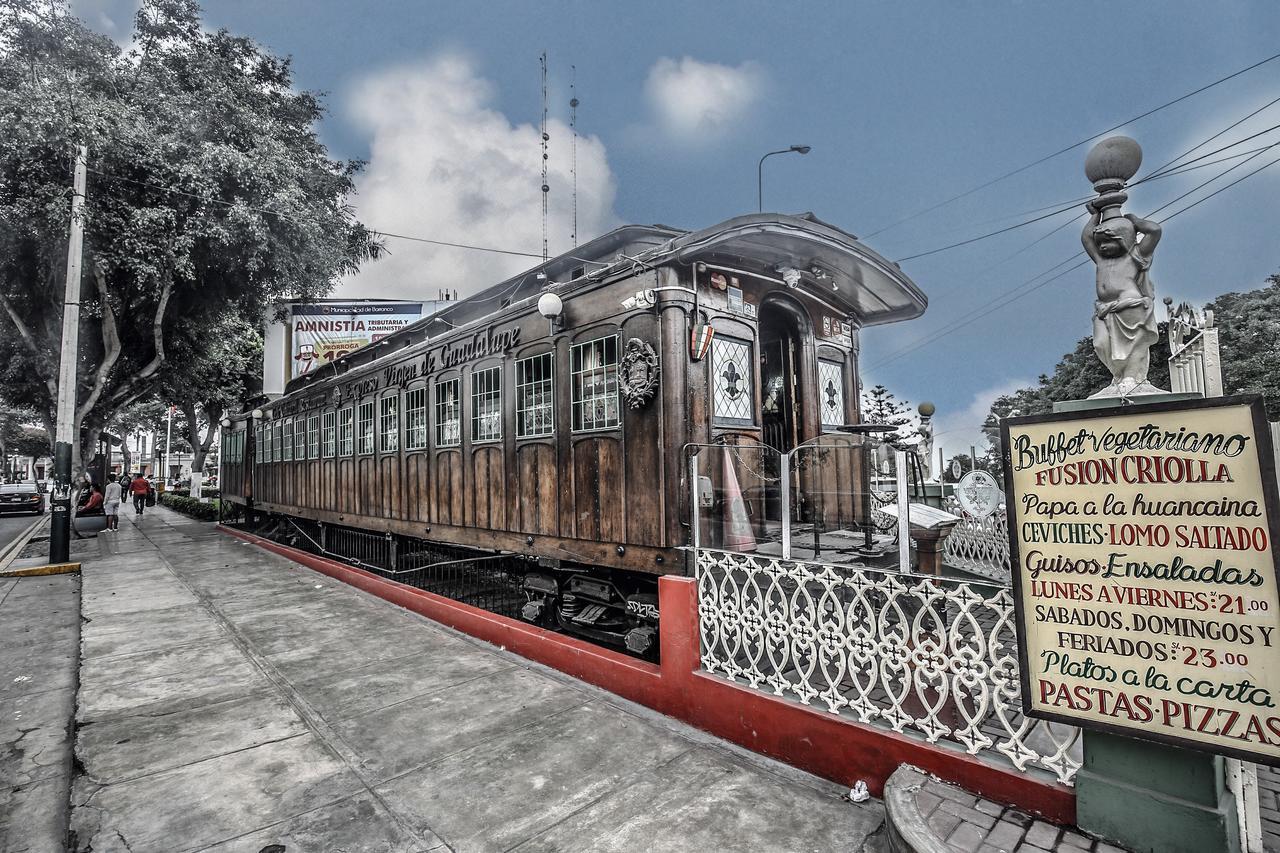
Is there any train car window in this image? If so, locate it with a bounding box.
[435,378,461,447]
[307,414,320,458]
[294,417,307,459]
[405,387,428,450]
[471,366,502,443]
[338,407,354,455]
[711,335,755,426]
[571,335,620,431]
[818,359,845,429]
[516,353,554,438]
[380,395,400,453]
[254,425,262,464]
[357,401,375,455]
[322,411,336,457]
[282,417,294,462]
[272,421,283,462]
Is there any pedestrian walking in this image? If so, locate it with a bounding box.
[103,478,122,531]
[129,473,150,516]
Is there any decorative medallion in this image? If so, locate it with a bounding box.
[956,470,1003,520]
[619,338,660,409]
[690,324,715,361]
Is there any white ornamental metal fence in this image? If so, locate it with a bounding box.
[695,548,1082,784]
[941,495,1011,583]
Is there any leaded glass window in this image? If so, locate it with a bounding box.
[405,387,428,450]
[307,414,320,458]
[338,407,354,456]
[380,395,399,453]
[255,425,263,464]
[571,335,619,431]
[435,379,461,447]
[712,336,754,425]
[516,353,554,438]
[357,401,375,455]
[471,366,502,442]
[282,417,294,461]
[322,411,336,457]
[272,421,283,463]
[819,359,845,429]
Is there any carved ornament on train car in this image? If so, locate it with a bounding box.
[619,338,659,409]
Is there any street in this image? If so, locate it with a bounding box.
[0,506,43,556]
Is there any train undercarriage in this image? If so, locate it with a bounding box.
[231,510,662,659]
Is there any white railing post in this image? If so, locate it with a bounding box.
[895,449,910,572]
[780,450,791,560]
[689,451,701,552]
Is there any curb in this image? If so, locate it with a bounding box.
[884,765,951,853]
[0,512,50,573]
[0,561,81,578]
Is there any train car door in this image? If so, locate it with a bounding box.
[760,296,807,452]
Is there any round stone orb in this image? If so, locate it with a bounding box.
[1085,136,1143,184]
[917,401,935,417]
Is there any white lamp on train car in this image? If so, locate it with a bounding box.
[250,409,263,420]
[537,291,564,335]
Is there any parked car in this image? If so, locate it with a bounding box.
[0,483,44,515]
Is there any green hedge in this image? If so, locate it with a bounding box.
[158,493,219,521]
[165,488,220,500]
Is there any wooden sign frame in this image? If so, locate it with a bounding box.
[1001,394,1280,765]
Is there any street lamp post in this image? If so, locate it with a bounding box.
[757,145,811,212]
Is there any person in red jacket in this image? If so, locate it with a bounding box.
[128,474,151,516]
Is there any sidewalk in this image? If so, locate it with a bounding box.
[69,507,884,852]
[0,565,79,853]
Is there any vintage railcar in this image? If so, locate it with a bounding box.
[220,212,926,653]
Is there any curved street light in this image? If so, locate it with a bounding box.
[758,145,811,212]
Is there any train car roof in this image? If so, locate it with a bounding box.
[284,213,925,394]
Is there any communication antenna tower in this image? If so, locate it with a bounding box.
[570,66,579,247]
[540,51,550,263]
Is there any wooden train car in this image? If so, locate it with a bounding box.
[220,212,926,653]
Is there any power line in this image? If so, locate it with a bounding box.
[890,107,1280,265]
[863,51,1280,240]
[867,146,1280,371]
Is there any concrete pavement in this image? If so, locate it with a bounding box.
[0,568,79,853]
[69,506,884,852]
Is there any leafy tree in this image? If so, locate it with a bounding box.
[861,383,918,444]
[982,324,1173,463]
[1208,273,1280,420]
[941,453,999,482]
[160,312,262,495]
[0,0,381,477]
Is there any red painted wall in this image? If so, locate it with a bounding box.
[221,525,1075,823]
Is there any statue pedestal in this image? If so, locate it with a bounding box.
[1053,392,1241,853]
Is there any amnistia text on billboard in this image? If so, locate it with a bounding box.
[1001,396,1280,765]
[290,302,423,379]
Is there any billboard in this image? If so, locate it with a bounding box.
[290,302,424,379]
[1002,396,1280,765]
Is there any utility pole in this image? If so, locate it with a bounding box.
[50,145,87,565]
[163,405,173,486]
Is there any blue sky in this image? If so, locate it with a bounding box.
[75,1,1280,459]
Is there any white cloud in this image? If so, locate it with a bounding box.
[340,55,619,301]
[931,378,1033,467]
[644,56,766,142]
[69,0,138,45]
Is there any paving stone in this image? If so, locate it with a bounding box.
[933,780,980,806]
[982,820,1025,852]
[1014,845,1050,853]
[195,791,433,852]
[938,798,998,829]
[947,821,987,851]
[974,798,1005,817]
[1025,820,1060,849]
[928,808,962,840]
[1094,844,1127,853]
[915,789,943,817]
[1060,829,1093,850]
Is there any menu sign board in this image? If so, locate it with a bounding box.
[1002,396,1280,764]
